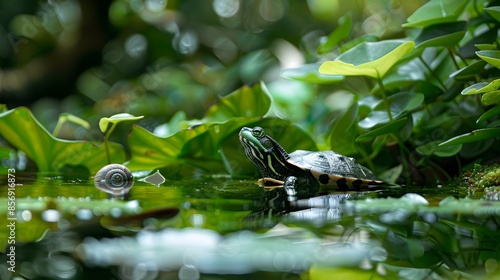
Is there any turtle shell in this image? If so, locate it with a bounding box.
[287,150,383,190]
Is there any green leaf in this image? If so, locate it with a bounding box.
[439,128,500,146]
[99,113,144,133]
[461,79,500,95]
[329,102,359,155]
[402,0,469,28]
[205,81,271,122]
[416,141,462,157]
[482,90,500,105]
[53,112,91,137]
[450,60,487,81]
[318,15,352,54]
[319,40,415,79]
[477,105,500,123]
[0,107,126,173]
[484,6,500,22]
[281,63,344,84]
[359,92,424,129]
[356,118,407,142]
[127,117,317,173]
[414,21,467,48]
[476,50,500,69]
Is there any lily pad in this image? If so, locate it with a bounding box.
[281,63,344,84]
[402,0,469,28]
[414,21,467,49]
[439,128,500,146]
[319,40,415,79]
[318,15,352,54]
[0,107,126,173]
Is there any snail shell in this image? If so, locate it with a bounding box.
[94,164,134,195]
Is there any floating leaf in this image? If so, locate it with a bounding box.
[205,81,271,122]
[403,0,469,28]
[477,105,500,123]
[439,128,500,146]
[356,118,407,142]
[461,79,500,95]
[281,63,344,84]
[318,15,352,54]
[99,113,144,133]
[319,40,415,79]
[476,50,500,69]
[0,107,125,173]
[414,21,467,48]
[140,170,166,187]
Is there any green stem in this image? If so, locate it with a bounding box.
[103,123,116,164]
[447,47,461,70]
[418,56,447,91]
[52,120,63,137]
[376,76,393,122]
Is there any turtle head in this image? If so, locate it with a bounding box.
[239,126,290,178]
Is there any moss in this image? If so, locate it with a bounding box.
[462,163,500,192]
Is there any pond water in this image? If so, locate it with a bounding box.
[0,173,499,279]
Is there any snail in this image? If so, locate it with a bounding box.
[94,164,134,196]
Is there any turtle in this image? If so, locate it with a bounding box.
[239,126,384,196]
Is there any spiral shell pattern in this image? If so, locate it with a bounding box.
[94,164,134,195]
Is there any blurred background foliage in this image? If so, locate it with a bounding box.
[1,0,500,185]
[0,0,420,133]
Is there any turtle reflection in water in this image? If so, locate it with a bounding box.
[239,126,384,196]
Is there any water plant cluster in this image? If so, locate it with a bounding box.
[1,1,500,186]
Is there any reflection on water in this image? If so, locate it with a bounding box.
[0,176,499,279]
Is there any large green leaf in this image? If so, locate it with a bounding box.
[0,107,125,173]
[329,102,359,155]
[127,117,317,174]
[281,63,344,84]
[450,60,487,81]
[414,21,467,49]
[359,92,424,129]
[204,81,271,122]
[319,40,415,79]
[484,6,500,22]
[439,128,500,146]
[318,15,352,54]
[416,141,462,157]
[476,50,500,69]
[356,118,407,142]
[402,0,469,28]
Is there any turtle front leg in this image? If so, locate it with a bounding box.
[284,176,298,196]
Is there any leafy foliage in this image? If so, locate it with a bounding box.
[0,0,500,185]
